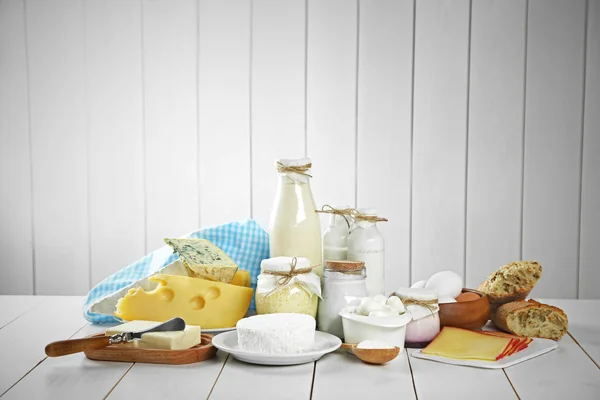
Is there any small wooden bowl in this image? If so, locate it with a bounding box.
[438,288,490,330]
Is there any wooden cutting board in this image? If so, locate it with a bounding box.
[84,333,217,365]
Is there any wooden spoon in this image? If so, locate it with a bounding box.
[341,343,400,365]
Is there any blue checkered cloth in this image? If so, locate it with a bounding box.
[83,219,269,324]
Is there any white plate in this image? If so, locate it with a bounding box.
[203,327,236,334]
[212,330,342,366]
[411,337,559,369]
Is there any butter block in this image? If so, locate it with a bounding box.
[165,238,238,283]
[106,320,201,350]
[115,274,254,329]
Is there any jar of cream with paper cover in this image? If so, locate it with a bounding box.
[255,256,321,318]
[393,288,440,348]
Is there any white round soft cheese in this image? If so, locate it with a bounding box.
[236,313,316,354]
[425,271,463,299]
[386,296,405,314]
[410,280,427,289]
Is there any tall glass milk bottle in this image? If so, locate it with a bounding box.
[322,205,351,262]
[347,208,385,295]
[269,158,323,276]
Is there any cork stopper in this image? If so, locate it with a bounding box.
[324,260,365,273]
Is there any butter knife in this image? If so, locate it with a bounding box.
[45,317,186,357]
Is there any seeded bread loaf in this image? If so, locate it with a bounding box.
[478,261,542,313]
[492,299,568,340]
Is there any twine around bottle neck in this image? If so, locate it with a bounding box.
[276,161,313,178]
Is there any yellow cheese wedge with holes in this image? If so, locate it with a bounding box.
[115,274,253,329]
[230,269,251,287]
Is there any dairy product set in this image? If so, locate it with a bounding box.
[253,158,449,352]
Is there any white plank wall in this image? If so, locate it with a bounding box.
[411,0,470,282]
[0,0,598,299]
[307,0,357,218]
[579,0,600,299]
[198,0,252,228]
[465,0,526,288]
[522,0,587,298]
[85,0,146,286]
[143,0,199,252]
[26,0,90,295]
[357,0,413,292]
[0,0,33,294]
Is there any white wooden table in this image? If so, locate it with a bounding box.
[0,296,598,399]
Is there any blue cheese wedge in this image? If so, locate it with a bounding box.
[164,238,238,284]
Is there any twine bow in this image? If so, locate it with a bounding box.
[402,298,438,317]
[258,257,319,302]
[276,161,312,178]
[354,213,388,223]
[315,205,359,227]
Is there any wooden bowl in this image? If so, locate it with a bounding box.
[438,288,490,330]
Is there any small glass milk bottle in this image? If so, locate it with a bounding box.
[269,158,323,276]
[322,205,351,262]
[347,208,386,296]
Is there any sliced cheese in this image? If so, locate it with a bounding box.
[230,269,251,287]
[165,238,238,283]
[422,327,512,361]
[115,274,253,329]
[106,320,201,350]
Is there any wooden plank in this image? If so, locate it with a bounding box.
[505,333,600,398]
[522,0,587,298]
[465,0,527,288]
[411,0,470,282]
[250,0,306,230]
[85,0,146,286]
[312,350,416,399]
[579,0,600,299]
[108,351,228,399]
[209,357,313,399]
[0,0,34,295]
[26,0,89,294]
[3,322,132,399]
[198,0,252,227]
[356,0,413,293]
[539,298,600,367]
[0,296,89,396]
[408,349,517,399]
[143,0,199,251]
[0,295,44,329]
[307,0,357,227]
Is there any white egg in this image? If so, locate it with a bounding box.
[372,294,388,305]
[425,271,463,298]
[386,296,406,314]
[369,308,397,318]
[358,297,385,316]
[410,280,427,289]
[438,295,457,304]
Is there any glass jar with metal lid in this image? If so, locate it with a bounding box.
[317,260,368,338]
